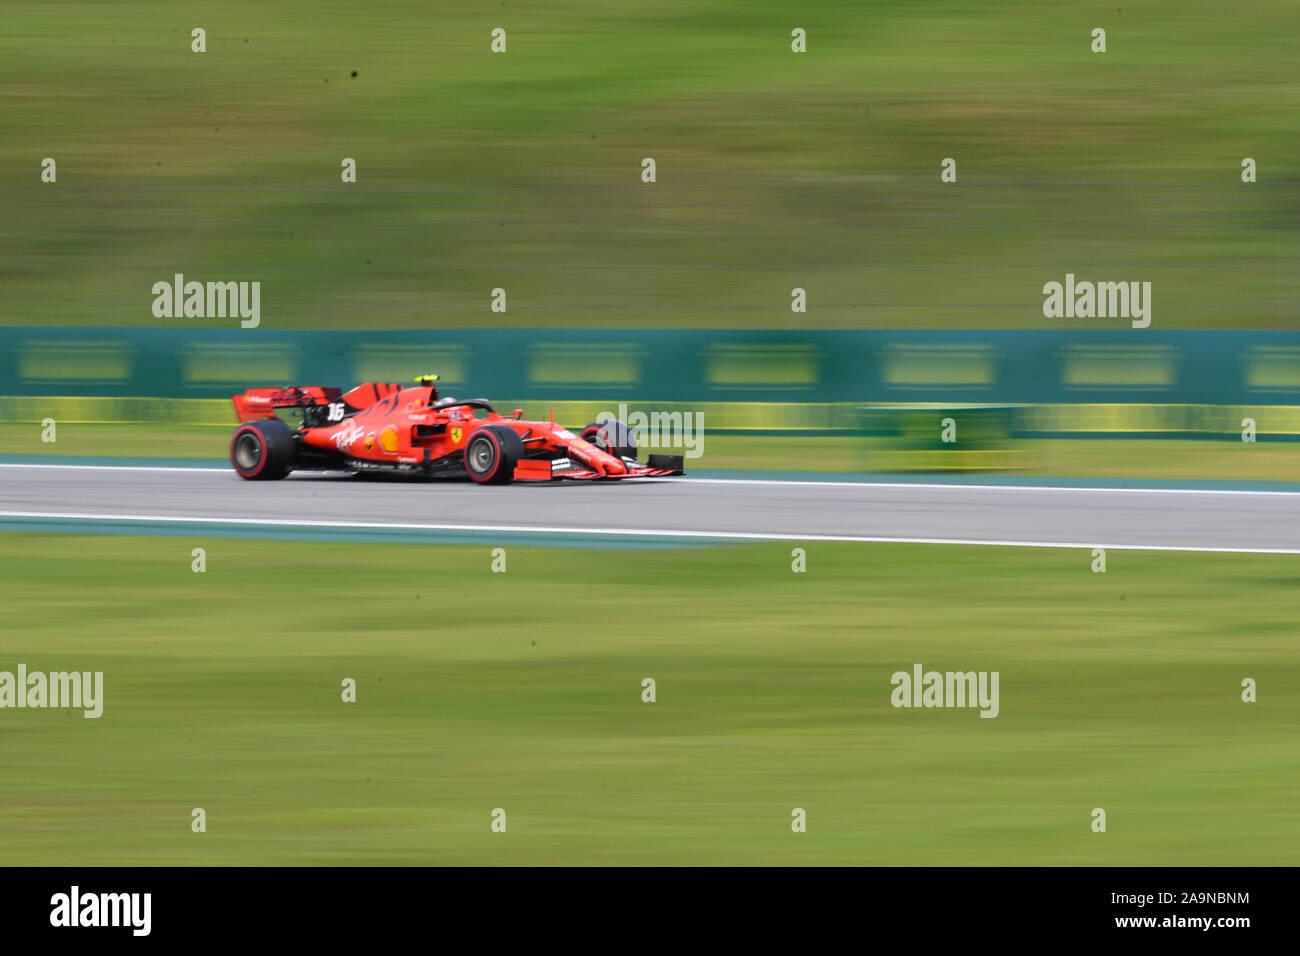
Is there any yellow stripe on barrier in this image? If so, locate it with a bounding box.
[2,398,1298,436]
[0,397,236,426]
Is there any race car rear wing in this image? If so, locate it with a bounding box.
[233,383,405,422]
[232,386,341,422]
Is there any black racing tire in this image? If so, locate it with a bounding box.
[231,419,297,480]
[581,419,637,461]
[464,424,524,485]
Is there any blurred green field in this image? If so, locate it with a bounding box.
[2,422,1297,483]
[2,1,1296,329]
[0,533,1295,865]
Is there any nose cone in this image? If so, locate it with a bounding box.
[567,434,628,476]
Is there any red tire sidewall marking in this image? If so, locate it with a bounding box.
[471,430,501,482]
[233,425,268,478]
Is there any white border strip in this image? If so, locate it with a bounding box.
[1,510,1298,554]
[685,477,1300,497]
[0,463,228,474]
[2,462,1300,496]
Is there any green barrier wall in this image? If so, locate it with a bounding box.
[3,329,1299,435]
[5,328,1300,403]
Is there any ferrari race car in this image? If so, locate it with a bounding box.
[229,376,685,484]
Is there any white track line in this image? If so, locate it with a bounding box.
[2,461,1299,496]
[1,510,1298,554]
[685,477,1300,496]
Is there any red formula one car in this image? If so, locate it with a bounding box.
[229,375,685,483]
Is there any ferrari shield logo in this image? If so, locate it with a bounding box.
[451,427,463,444]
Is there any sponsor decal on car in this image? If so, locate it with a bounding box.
[348,459,416,473]
[333,420,365,451]
[565,437,605,467]
[450,427,463,444]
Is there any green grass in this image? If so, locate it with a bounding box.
[1,1,1296,329]
[2,422,1297,483]
[0,533,1295,865]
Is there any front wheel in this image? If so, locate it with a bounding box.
[464,425,523,484]
[581,419,637,461]
[231,419,297,480]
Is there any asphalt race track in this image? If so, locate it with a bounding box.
[2,462,1300,552]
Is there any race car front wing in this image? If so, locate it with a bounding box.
[514,454,685,481]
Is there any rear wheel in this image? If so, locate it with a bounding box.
[464,425,523,484]
[231,419,297,480]
[581,419,637,461]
